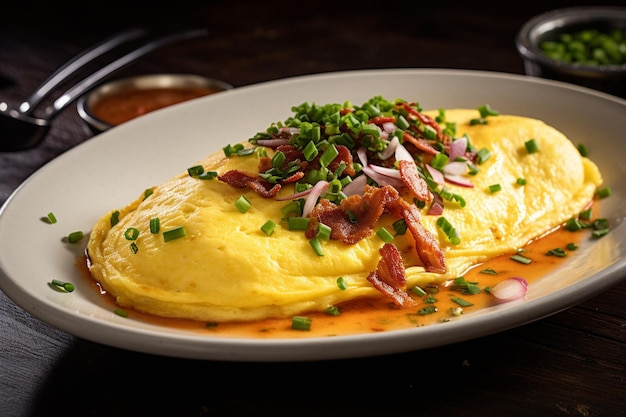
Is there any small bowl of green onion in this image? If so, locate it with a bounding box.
[516,6,626,98]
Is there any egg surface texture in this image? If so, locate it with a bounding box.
[86,109,602,322]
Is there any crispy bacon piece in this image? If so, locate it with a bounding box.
[400,102,444,139]
[306,184,447,274]
[305,185,399,244]
[368,116,396,125]
[367,243,417,307]
[391,199,447,274]
[218,170,281,198]
[401,131,439,155]
[397,159,432,203]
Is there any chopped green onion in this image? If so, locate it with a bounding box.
[480,268,497,275]
[287,216,309,230]
[261,220,276,236]
[488,184,502,193]
[130,242,139,254]
[477,104,499,118]
[524,138,540,154]
[411,286,427,296]
[124,227,140,240]
[319,144,339,168]
[316,223,332,241]
[114,308,128,318]
[450,276,481,295]
[302,140,319,161]
[110,210,120,227]
[436,217,461,245]
[143,189,154,200]
[476,148,491,164]
[309,237,324,256]
[346,210,358,224]
[198,171,218,180]
[516,177,527,186]
[187,165,204,176]
[579,208,592,221]
[234,195,252,213]
[595,187,612,199]
[324,306,341,316]
[592,228,610,238]
[149,217,160,234]
[163,226,186,242]
[566,242,579,251]
[451,296,473,307]
[577,143,589,157]
[336,276,348,290]
[291,315,312,331]
[392,219,408,236]
[376,227,394,243]
[46,212,57,224]
[50,279,75,292]
[68,230,84,244]
[418,306,438,315]
[546,248,567,257]
[511,254,532,264]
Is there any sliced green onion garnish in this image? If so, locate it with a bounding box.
[302,140,319,161]
[287,216,309,230]
[392,219,407,236]
[234,195,252,213]
[595,187,612,199]
[516,177,527,186]
[324,306,341,316]
[198,171,218,180]
[68,230,84,244]
[546,248,567,257]
[149,217,160,234]
[436,217,461,245]
[309,237,324,256]
[46,212,57,224]
[577,143,589,157]
[261,220,276,236]
[566,242,578,251]
[114,308,128,318]
[476,148,491,164]
[411,286,427,296]
[524,138,540,154]
[130,242,139,254]
[124,227,139,240]
[143,189,154,200]
[418,306,438,315]
[291,316,312,331]
[110,210,120,227]
[511,254,532,264]
[163,226,186,242]
[319,144,339,168]
[316,223,332,241]
[488,183,502,193]
[451,296,473,307]
[336,276,348,290]
[187,165,204,176]
[480,268,497,275]
[376,227,394,243]
[579,208,592,220]
[50,279,75,292]
[477,104,499,118]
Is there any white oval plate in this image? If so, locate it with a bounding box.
[1,69,625,361]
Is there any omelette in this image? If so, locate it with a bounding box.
[86,97,603,322]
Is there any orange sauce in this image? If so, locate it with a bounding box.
[77,222,590,339]
[91,87,221,125]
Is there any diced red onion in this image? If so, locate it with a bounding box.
[342,174,367,196]
[444,174,474,188]
[427,193,444,215]
[368,164,401,179]
[275,187,313,201]
[448,137,468,161]
[491,276,528,303]
[302,180,329,217]
[425,164,445,186]
[395,143,413,162]
[358,147,405,189]
[382,121,396,133]
[256,138,291,148]
[443,161,468,176]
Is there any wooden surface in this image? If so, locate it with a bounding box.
[1,1,625,416]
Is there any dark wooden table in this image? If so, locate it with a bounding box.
[1,1,625,416]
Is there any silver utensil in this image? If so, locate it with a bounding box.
[0,27,208,151]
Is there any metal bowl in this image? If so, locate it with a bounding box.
[77,73,233,134]
[516,6,626,98]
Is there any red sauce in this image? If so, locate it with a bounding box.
[91,86,221,125]
[78,222,590,339]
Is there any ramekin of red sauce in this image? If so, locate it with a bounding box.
[77,73,233,133]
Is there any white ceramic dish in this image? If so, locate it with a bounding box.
[1,69,625,362]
